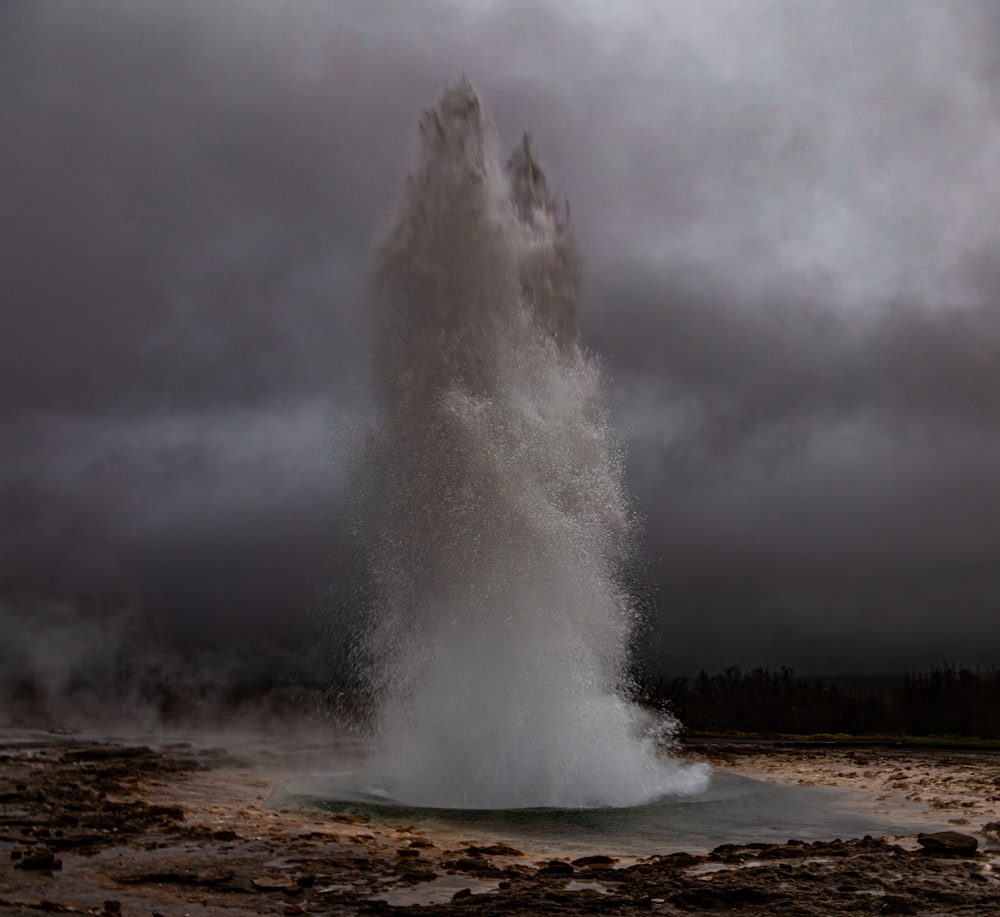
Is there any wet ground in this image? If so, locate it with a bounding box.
[1,727,998,916]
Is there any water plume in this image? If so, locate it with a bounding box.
[359,80,707,809]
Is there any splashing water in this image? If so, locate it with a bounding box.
[358,80,708,809]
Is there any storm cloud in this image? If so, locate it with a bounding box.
[2,0,1000,681]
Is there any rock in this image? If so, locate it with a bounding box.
[571,854,615,867]
[917,831,978,856]
[194,868,234,885]
[252,875,301,891]
[333,813,368,824]
[982,821,1000,843]
[655,851,701,867]
[465,842,523,856]
[537,859,574,875]
[16,847,61,870]
[401,870,436,882]
[671,887,782,910]
[115,867,233,886]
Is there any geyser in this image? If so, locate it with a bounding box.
[358,80,707,809]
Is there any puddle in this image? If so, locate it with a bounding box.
[687,862,736,876]
[687,856,831,877]
[687,860,766,876]
[566,880,613,894]
[375,874,498,906]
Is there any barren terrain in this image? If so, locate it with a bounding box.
[2,729,998,916]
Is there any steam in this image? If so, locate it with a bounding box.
[357,81,707,808]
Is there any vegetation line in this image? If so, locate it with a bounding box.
[639,663,1000,741]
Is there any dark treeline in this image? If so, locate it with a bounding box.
[641,664,1000,739]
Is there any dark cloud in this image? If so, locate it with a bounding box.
[0,3,377,419]
[590,261,1000,672]
[2,0,999,682]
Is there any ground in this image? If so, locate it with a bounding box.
[1,727,998,916]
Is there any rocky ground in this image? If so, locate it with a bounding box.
[1,729,998,916]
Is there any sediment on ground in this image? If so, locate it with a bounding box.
[1,731,998,916]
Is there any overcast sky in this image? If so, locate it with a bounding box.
[3,1,1000,678]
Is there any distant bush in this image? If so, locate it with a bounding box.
[641,663,1000,739]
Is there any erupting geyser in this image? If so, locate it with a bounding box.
[358,80,708,809]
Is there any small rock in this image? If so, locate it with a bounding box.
[465,842,522,856]
[333,813,368,824]
[655,851,701,867]
[401,870,436,883]
[453,888,472,899]
[17,847,61,870]
[194,868,234,885]
[917,831,978,856]
[537,859,574,875]
[251,875,299,891]
[571,854,615,868]
[982,821,1000,843]
[455,856,493,872]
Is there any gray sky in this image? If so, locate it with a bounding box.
[3,1,1000,676]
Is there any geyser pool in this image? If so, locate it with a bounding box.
[352,80,707,809]
[278,767,918,857]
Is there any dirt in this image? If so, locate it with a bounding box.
[1,729,998,916]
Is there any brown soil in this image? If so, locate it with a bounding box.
[1,730,998,916]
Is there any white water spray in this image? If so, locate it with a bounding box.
[360,81,707,809]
